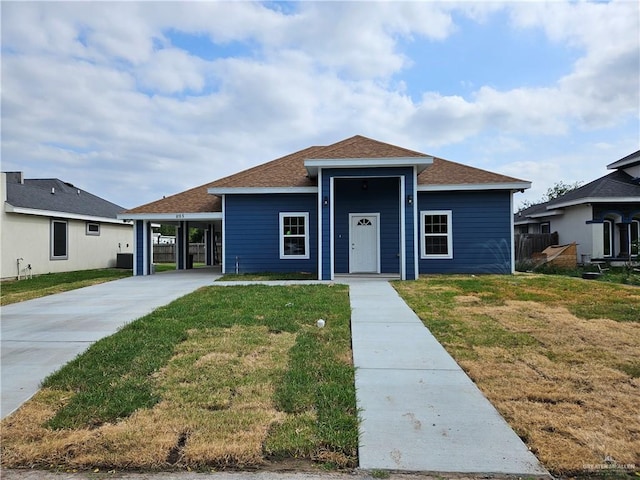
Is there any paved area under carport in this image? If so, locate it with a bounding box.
[1,268,220,419]
[347,279,548,476]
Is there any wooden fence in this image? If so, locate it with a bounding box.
[514,232,559,262]
[153,243,206,263]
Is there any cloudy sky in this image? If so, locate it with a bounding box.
[2,1,639,210]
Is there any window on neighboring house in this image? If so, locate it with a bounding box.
[631,220,639,256]
[540,222,551,234]
[421,210,453,259]
[51,219,68,260]
[603,219,613,257]
[86,222,100,236]
[280,212,309,259]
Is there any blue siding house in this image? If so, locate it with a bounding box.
[121,135,530,279]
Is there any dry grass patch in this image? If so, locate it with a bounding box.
[394,275,640,476]
[1,326,295,469]
[1,284,357,471]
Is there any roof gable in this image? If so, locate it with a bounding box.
[5,177,125,219]
[308,135,428,159]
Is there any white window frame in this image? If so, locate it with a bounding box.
[51,219,68,260]
[540,222,551,234]
[420,210,453,259]
[279,212,310,260]
[86,222,101,236]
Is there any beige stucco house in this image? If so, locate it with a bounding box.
[1,172,133,280]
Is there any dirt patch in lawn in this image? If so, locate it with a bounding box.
[1,326,296,469]
[394,276,640,476]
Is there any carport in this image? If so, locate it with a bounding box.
[122,215,222,275]
[117,182,224,276]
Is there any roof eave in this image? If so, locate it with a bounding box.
[607,150,640,170]
[208,187,318,195]
[418,181,531,192]
[548,196,640,209]
[6,204,131,224]
[117,212,223,221]
[304,157,434,178]
[529,209,564,218]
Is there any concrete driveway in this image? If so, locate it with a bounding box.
[1,268,219,419]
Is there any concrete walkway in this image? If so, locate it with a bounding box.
[1,268,219,419]
[347,279,548,476]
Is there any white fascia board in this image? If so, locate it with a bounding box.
[529,209,564,219]
[548,196,640,209]
[117,212,223,221]
[418,181,531,192]
[304,157,434,177]
[514,219,537,225]
[5,204,132,225]
[607,152,640,170]
[208,187,317,195]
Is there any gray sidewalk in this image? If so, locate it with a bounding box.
[1,269,219,419]
[348,280,548,475]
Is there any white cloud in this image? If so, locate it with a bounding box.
[1,1,637,209]
[136,48,210,94]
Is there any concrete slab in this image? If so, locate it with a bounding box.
[1,268,220,419]
[345,279,548,476]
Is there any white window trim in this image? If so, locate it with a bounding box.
[51,219,68,260]
[86,222,100,236]
[279,212,310,260]
[420,210,453,259]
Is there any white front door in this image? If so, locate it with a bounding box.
[349,214,380,273]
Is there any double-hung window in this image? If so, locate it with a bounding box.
[280,212,309,259]
[421,210,453,259]
[51,219,68,260]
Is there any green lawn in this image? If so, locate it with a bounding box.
[0,268,131,306]
[218,272,317,281]
[1,284,357,470]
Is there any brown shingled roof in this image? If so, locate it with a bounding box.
[125,181,222,214]
[124,135,526,215]
[419,157,524,185]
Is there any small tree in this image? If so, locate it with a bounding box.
[519,180,583,211]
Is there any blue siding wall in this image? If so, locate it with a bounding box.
[417,191,512,274]
[224,194,318,274]
[333,177,400,274]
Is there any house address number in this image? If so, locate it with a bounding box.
[175,214,185,219]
